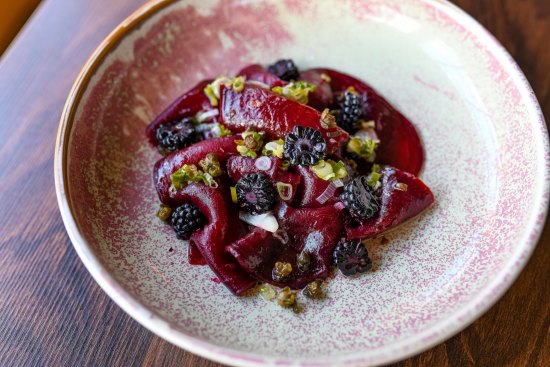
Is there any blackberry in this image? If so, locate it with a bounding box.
[284,126,326,166]
[267,59,299,81]
[156,118,196,154]
[236,173,276,214]
[170,203,206,240]
[333,240,372,276]
[335,90,363,133]
[340,175,380,219]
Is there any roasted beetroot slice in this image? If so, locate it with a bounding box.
[277,203,345,288]
[227,203,344,289]
[145,80,213,145]
[237,64,286,87]
[226,155,279,181]
[154,136,239,205]
[219,84,348,155]
[292,166,341,208]
[346,167,434,240]
[299,69,334,111]
[307,68,424,175]
[226,227,284,283]
[178,184,256,294]
[188,242,207,265]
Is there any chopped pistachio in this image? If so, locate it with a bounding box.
[156,204,172,221]
[272,261,293,282]
[276,287,297,308]
[259,284,277,301]
[199,153,223,177]
[297,251,311,272]
[320,108,337,129]
[311,159,348,181]
[272,81,316,104]
[303,280,326,299]
[262,139,285,158]
[230,186,238,203]
[347,137,379,162]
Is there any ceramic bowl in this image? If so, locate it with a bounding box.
[55,0,549,366]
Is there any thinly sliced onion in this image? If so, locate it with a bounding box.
[239,212,279,233]
[316,182,337,204]
[276,182,293,201]
[272,229,289,244]
[332,179,344,188]
[195,122,216,132]
[196,109,219,122]
[254,156,272,171]
[246,80,270,89]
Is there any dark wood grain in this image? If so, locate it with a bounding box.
[0,0,548,366]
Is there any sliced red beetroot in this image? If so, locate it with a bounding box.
[226,155,280,181]
[346,166,434,240]
[237,64,286,87]
[307,68,424,176]
[299,69,334,111]
[292,166,341,208]
[219,84,348,155]
[145,80,213,145]
[187,242,207,266]
[177,184,256,294]
[227,202,345,289]
[153,136,239,205]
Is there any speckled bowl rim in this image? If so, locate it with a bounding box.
[54,0,549,366]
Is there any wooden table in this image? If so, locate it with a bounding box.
[1,1,548,366]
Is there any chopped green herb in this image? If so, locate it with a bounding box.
[367,164,381,188]
[346,137,379,162]
[262,139,284,158]
[230,186,238,203]
[272,81,316,104]
[170,164,202,189]
[235,131,265,158]
[170,163,218,189]
[204,75,247,106]
[311,159,348,181]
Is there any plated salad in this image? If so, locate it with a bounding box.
[146,60,434,309]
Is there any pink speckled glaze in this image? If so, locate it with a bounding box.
[55,0,549,366]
